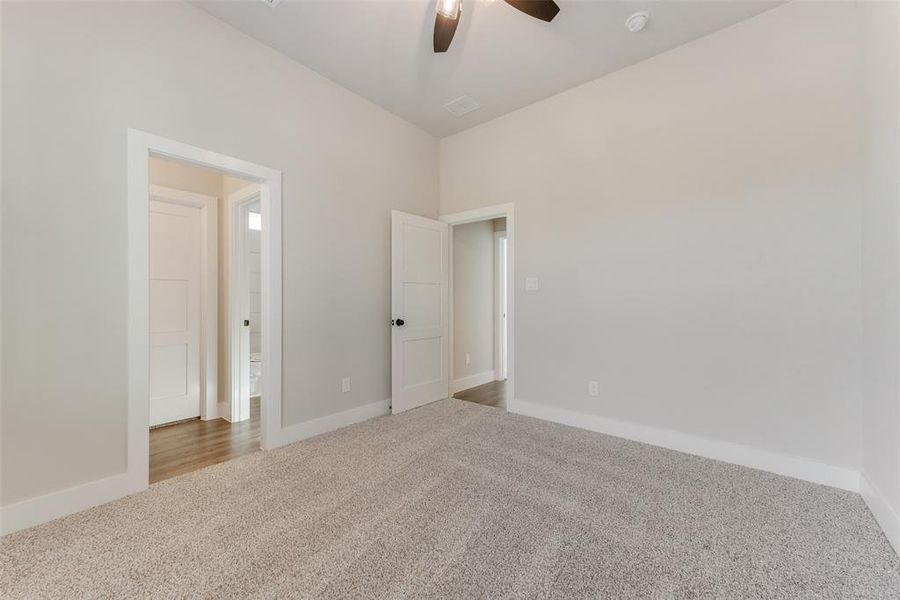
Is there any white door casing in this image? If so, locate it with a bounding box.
[128,129,282,500]
[441,203,515,412]
[149,200,201,426]
[501,236,508,380]
[391,210,450,414]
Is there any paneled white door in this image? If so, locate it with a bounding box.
[391,210,449,414]
[149,200,201,426]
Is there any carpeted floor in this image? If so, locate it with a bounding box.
[2,399,898,599]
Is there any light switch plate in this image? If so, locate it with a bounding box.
[341,377,351,393]
[525,277,539,291]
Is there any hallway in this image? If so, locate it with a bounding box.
[453,380,506,409]
[149,398,260,483]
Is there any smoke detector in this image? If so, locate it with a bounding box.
[625,11,650,33]
[443,96,481,118]
[259,0,282,7]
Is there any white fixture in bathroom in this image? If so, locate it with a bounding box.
[250,352,262,398]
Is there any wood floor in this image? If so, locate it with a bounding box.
[148,381,501,484]
[453,380,507,409]
[149,397,260,484]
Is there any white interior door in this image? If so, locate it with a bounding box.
[232,198,255,423]
[149,200,201,426]
[391,210,449,414]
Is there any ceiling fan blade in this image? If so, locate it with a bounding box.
[433,12,460,53]
[504,0,560,22]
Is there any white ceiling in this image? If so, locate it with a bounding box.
[193,0,781,137]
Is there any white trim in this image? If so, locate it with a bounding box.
[441,204,515,412]
[148,185,219,421]
[861,474,900,555]
[229,184,261,204]
[127,130,283,482]
[442,204,515,226]
[6,125,286,533]
[1,473,138,535]
[511,399,860,492]
[451,370,497,394]
[149,184,217,207]
[0,399,391,535]
[274,399,391,447]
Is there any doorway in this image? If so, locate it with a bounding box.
[145,157,266,483]
[448,218,509,409]
[229,187,264,424]
[443,205,514,411]
[389,204,514,415]
[127,129,283,491]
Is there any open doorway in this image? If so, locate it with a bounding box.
[127,129,284,493]
[229,187,263,425]
[440,204,515,412]
[389,204,513,415]
[449,218,509,408]
[146,157,263,483]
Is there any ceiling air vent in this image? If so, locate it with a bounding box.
[442,96,481,118]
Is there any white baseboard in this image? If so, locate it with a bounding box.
[4,397,873,545]
[860,474,900,555]
[451,370,496,394]
[1,472,143,536]
[511,399,860,492]
[3,399,390,536]
[273,398,390,447]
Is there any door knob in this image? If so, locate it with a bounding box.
[243,319,250,326]
[395,318,405,326]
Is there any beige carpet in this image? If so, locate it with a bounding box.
[2,399,898,598]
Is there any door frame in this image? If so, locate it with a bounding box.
[148,184,219,422]
[127,129,283,491]
[441,203,515,411]
[494,230,508,382]
[227,185,262,423]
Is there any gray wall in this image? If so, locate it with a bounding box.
[860,0,900,541]
[452,220,496,383]
[440,1,865,468]
[1,1,438,505]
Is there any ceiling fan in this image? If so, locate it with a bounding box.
[434,0,560,53]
